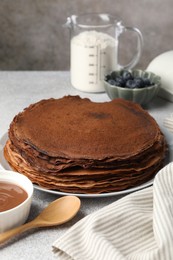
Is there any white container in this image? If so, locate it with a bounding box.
[147,50,173,102]
[70,31,117,92]
[0,170,33,233]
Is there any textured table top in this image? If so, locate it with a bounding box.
[0,71,173,260]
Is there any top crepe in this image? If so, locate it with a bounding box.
[10,96,163,158]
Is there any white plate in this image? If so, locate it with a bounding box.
[0,132,172,198]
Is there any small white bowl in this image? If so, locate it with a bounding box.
[0,170,33,233]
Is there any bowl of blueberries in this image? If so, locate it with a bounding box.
[104,69,161,105]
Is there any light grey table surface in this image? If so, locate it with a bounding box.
[0,71,173,260]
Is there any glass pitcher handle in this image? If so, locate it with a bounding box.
[117,24,143,70]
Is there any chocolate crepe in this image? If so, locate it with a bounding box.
[4,96,167,194]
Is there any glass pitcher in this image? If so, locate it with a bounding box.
[65,13,143,93]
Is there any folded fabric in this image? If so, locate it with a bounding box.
[52,162,173,260]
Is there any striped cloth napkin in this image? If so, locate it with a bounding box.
[53,162,173,260]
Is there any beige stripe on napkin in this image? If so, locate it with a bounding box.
[53,162,173,260]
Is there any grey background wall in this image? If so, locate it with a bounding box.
[0,0,173,70]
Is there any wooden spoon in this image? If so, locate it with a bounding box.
[0,195,81,244]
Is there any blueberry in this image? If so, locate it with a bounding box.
[116,76,126,87]
[114,80,124,87]
[143,77,153,86]
[110,71,118,80]
[108,79,116,85]
[126,79,137,89]
[105,74,111,82]
[121,70,133,81]
[133,77,145,88]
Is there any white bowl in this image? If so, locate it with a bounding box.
[147,50,173,102]
[0,170,33,233]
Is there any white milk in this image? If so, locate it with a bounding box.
[70,31,118,92]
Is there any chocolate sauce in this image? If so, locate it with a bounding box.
[0,182,28,212]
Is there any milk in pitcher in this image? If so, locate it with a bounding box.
[70,31,118,92]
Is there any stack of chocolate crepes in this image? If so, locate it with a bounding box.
[4,96,167,194]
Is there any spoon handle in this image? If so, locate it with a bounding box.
[0,219,40,244]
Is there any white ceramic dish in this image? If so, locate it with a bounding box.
[0,169,33,233]
[0,132,171,198]
[147,51,173,102]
